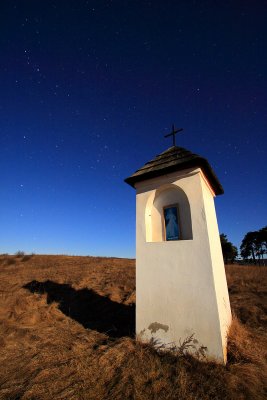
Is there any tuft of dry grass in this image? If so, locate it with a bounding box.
[4,257,16,266]
[21,254,34,262]
[15,250,25,257]
[226,264,267,330]
[0,255,17,266]
[226,316,267,400]
[0,256,266,399]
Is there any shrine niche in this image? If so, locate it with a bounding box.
[145,184,193,243]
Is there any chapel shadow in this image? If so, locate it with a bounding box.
[23,280,135,338]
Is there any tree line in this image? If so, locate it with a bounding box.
[220,226,267,265]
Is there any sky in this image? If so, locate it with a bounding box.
[1,1,266,258]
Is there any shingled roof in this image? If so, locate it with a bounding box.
[125,146,224,195]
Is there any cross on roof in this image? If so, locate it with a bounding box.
[164,125,183,146]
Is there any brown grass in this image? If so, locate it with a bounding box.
[0,256,266,399]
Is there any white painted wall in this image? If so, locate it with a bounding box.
[135,168,232,363]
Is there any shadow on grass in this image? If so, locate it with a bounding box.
[23,280,135,338]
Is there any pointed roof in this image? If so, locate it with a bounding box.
[125,146,224,195]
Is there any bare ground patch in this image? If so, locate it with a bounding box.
[0,256,266,399]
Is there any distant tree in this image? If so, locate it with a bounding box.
[240,226,267,265]
[258,226,267,259]
[220,234,238,264]
[240,231,258,264]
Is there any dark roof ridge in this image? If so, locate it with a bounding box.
[141,147,199,171]
[125,146,224,195]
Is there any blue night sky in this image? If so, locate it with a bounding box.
[1,1,266,257]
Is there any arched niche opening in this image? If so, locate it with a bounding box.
[145,184,193,242]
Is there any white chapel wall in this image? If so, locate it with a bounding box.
[135,168,231,363]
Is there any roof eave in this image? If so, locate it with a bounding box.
[125,160,224,195]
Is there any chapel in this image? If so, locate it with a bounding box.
[125,132,231,363]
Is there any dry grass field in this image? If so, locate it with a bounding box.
[0,254,266,400]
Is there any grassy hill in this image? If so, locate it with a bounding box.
[0,254,266,400]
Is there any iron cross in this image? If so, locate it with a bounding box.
[164,125,183,146]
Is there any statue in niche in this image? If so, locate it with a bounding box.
[163,204,180,241]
